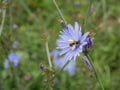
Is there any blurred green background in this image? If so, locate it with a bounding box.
[0,0,120,90]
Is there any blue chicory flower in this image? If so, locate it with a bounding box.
[4,53,20,68]
[57,22,89,61]
[50,50,76,76]
[85,37,93,51]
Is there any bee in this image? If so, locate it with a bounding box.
[68,39,79,50]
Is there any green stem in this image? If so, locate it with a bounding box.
[59,60,71,73]
[101,0,106,23]
[19,0,39,23]
[53,0,67,26]
[9,0,13,34]
[83,0,92,32]
[0,9,6,36]
[45,42,52,69]
[86,54,104,90]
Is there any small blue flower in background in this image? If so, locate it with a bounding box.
[12,24,18,30]
[90,5,95,13]
[4,53,20,68]
[8,53,20,67]
[50,50,76,76]
[12,41,19,49]
[57,22,89,61]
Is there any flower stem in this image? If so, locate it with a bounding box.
[19,0,39,23]
[86,54,104,90]
[83,0,93,32]
[59,60,71,73]
[53,0,67,26]
[0,9,6,36]
[45,42,52,69]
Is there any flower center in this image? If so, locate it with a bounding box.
[68,39,79,50]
